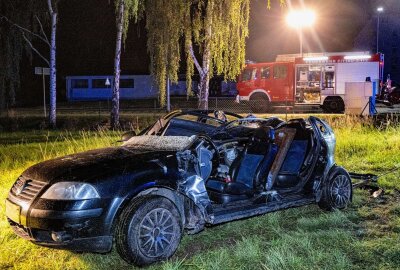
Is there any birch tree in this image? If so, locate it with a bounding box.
[47,0,58,128]
[111,0,141,129]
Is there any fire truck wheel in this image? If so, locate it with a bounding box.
[249,93,270,113]
[322,98,345,114]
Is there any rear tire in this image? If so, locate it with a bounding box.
[322,97,345,113]
[318,166,352,211]
[249,93,270,113]
[115,196,182,266]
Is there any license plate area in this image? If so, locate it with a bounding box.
[5,199,21,224]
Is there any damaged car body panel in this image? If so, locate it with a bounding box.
[6,110,369,266]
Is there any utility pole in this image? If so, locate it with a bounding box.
[376,7,384,53]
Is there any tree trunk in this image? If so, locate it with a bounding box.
[111,0,124,130]
[198,2,213,110]
[198,35,211,110]
[198,70,210,110]
[49,11,57,128]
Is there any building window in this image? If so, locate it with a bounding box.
[71,79,88,88]
[120,79,135,88]
[261,67,271,79]
[273,65,288,79]
[92,79,108,88]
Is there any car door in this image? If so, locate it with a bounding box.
[309,116,336,173]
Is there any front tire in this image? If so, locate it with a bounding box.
[115,196,182,266]
[318,167,352,211]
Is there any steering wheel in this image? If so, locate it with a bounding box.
[196,134,219,155]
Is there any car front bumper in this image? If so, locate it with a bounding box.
[5,197,121,253]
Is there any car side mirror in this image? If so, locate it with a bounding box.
[120,130,136,142]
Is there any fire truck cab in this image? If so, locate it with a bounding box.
[236,62,295,113]
[237,52,384,113]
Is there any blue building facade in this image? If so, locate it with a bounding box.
[66,75,237,101]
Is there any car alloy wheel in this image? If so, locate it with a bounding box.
[115,196,182,266]
[318,166,352,211]
[330,175,351,209]
[138,208,178,258]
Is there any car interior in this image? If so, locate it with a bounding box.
[204,119,314,204]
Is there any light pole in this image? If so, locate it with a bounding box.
[286,9,316,56]
[376,7,384,53]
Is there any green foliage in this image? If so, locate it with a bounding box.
[145,0,188,105]
[207,1,250,81]
[140,0,286,106]
[142,0,251,106]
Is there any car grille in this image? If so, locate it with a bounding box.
[10,177,47,202]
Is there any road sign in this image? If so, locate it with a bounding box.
[105,77,111,86]
[34,67,50,118]
[35,67,50,76]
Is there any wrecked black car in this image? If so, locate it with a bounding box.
[6,111,353,266]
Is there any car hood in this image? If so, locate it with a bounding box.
[22,136,196,184]
[22,147,168,184]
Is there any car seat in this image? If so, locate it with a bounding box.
[206,127,278,204]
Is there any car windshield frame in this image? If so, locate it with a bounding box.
[142,110,243,136]
[220,117,274,130]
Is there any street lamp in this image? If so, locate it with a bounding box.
[286,9,316,56]
[376,7,384,53]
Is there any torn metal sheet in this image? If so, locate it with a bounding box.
[123,135,196,151]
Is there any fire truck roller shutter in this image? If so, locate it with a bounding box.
[322,96,345,113]
[249,90,271,113]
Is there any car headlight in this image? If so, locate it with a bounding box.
[41,182,100,200]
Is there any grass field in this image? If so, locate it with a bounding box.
[0,115,400,269]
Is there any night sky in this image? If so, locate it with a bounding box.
[55,0,372,75]
[246,0,370,62]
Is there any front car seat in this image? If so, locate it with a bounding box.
[206,127,278,203]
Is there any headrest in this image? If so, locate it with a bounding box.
[252,126,275,143]
[247,127,274,155]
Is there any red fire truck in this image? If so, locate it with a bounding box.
[236,52,384,113]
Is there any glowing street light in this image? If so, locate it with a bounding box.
[376,7,384,53]
[286,9,316,56]
[286,10,316,28]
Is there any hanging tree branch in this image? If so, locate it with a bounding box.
[0,15,50,46]
[35,15,50,46]
[0,13,50,66]
[21,33,50,66]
